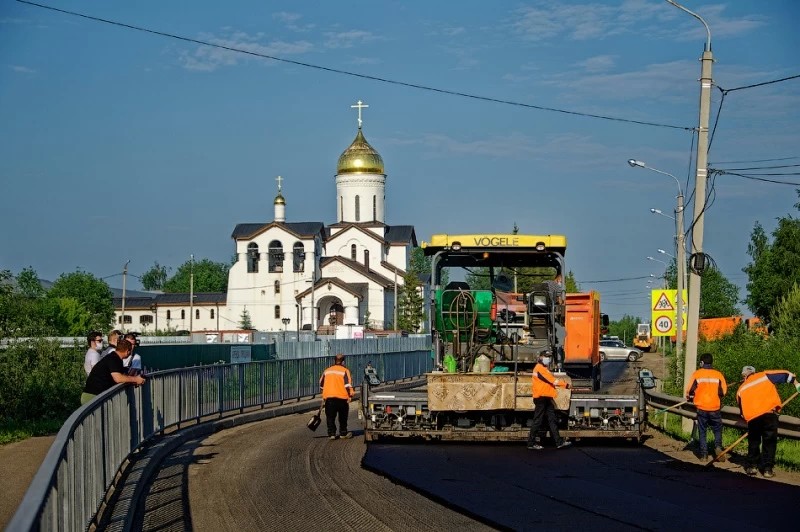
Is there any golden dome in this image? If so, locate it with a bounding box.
[336,129,384,174]
[274,193,285,205]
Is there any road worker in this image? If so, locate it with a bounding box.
[527,349,571,450]
[685,353,728,461]
[736,365,800,477]
[319,353,355,440]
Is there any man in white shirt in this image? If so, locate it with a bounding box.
[83,331,104,376]
[123,332,144,376]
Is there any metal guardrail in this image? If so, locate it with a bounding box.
[645,389,800,439]
[8,345,433,532]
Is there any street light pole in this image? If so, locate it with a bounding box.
[666,0,713,434]
[631,160,686,374]
[668,0,712,387]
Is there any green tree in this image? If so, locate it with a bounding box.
[239,308,253,330]
[770,282,800,339]
[698,267,740,318]
[140,261,170,291]
[46,270,114,332]
[608,314,640,344]
[565,270,580,293]
[410,247,448,286]
[397,271,425,332]
[163,258,229,293]
[744,201,800,322]
[17,267,44,298]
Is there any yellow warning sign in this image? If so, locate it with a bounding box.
[650,290,687,336]
[653,292,674,311]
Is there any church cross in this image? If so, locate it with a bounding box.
[350,100,369,129]
[276,175,283,193]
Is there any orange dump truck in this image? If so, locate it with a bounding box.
[564,292,605,391]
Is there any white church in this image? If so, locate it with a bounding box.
[116,102,417,334]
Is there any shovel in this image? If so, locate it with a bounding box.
[653,400,689,415]
[707,391,799,467]
[307,400,325,432]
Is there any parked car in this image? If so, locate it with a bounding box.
[599,339,643,362]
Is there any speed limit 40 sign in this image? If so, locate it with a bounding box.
[654,315,674,335]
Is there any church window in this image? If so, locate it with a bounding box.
[210,309,215,319]
[355,195,360,222]
[274,305,281,319]
[247,243,259,273]
[351,244,357,260]
[268,241,284,272]
[364,249,370,269]
[339,196,343,221]
[181,309,185,320]
[195,309,200,320]
[166,310,171,320]
[140,315,153,325]
[373,195,376,221]
[274,280,281,294]
[293,242,305,272]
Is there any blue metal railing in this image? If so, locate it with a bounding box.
[9,337,432,531]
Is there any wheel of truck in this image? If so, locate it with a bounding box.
[627,352,637,362]
[599,352,606,362]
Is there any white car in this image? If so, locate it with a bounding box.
[599,339,643,362]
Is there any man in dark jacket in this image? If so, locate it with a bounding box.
[81,339,145,405]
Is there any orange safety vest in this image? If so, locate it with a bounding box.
[736,371,784,422]
[320,364,353,400]
[531,363,565,399]
[686,367,727,411]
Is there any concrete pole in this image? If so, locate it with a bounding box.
[120,260,130,333]
[189,254,194,334]
[670,0,714,434]
[675,193,685,375]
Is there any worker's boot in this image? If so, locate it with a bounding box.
[745,465,759,476]
[763,469,775,478]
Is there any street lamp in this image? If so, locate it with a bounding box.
[632,160,686,374]
[650,208,675,221]
[281,317,291,342]
[666,0,714,435]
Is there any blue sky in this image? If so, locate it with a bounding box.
[1,0,798,321]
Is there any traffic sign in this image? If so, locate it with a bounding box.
[653,292,674,311]
[654,315,673,334]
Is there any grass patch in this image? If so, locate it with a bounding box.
[0,418,63,446]
[651,411,800,471]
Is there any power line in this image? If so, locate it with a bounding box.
[723,73,800,93]
[713,163,800,171]
[16,0,692,131]
[710,156,800,165]
[579,275,654,284]
[711,169,800,186]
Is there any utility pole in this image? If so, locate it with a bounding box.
[189,254,194,334]
[675,194,686,374]
[668,0,713,434]
[120,260,130,333]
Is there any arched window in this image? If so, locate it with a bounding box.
[210,309,215,319]
[166,310,171,320]
[373,195,377,221]
[268,240,284,272]
[274,280,281,294]
[293,242,305,272]
[355,195,360,222]
[339,196,343,221]
[364,249,370,269]
[181,309,186,319]
[274,305,281,319]
[247,243,259,273]
[195,309,200,320]
[351,244,357,260]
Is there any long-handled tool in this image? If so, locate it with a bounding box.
[653,400,688,415]
[707,391,799,467]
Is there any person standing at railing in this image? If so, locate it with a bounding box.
[101,329,122,358]
[123,332,143,376]
[685,353,728,462]
[81,339,146,405]
[737,365,800,478]
[83,331,104,376]
[319,353,354,440]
